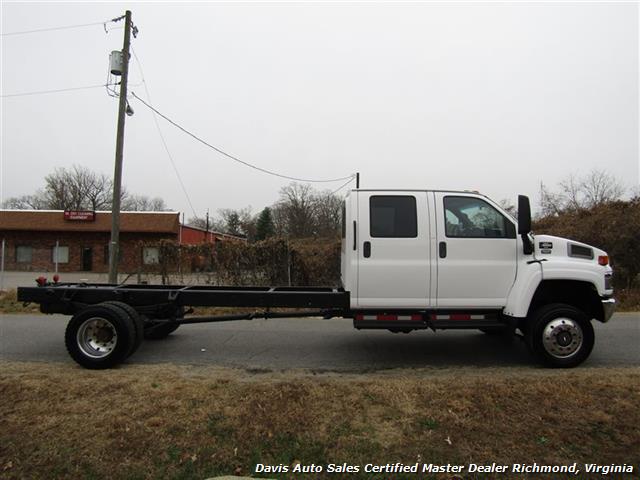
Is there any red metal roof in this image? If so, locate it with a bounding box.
[179,224,246,244]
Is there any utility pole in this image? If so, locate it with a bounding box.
[108,10,132,284]
[205,210,210,243]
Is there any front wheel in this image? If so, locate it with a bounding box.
[526,303,594,368]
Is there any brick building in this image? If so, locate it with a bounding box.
[0,210,180,273]
[0,210,248,274]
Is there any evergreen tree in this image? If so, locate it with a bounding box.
[255,207,275,241]
[225,211,242,236]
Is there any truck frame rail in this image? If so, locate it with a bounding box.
[18,283,351,314]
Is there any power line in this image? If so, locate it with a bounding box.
[130,92,355,184]
[1,84,107,98]
[1,18,118,37]
[130,47,198,219]
[331,176,357,196]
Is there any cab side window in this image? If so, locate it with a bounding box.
[370,196,417,238]
[444,196,515,239]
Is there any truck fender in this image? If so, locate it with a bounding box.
[503,262,543,318]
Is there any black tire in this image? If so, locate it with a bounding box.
[102,301,144,357]
[526,303,594,368]
[144,321,180,340]
[64,303,136,369]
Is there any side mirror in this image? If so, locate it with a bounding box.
[518,195,532,235]
[518,195,534,255]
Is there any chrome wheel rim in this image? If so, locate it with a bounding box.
[77,317,117,359]
[542,317,583,359]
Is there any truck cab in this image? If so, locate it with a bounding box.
[341,189,615,367]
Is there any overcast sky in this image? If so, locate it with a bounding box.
[1,1,638,219]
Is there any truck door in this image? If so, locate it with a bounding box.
[434,193,517,308]
[357,191,431,308]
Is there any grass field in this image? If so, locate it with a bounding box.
[1,362,638,479]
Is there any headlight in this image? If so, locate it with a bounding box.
[605,273,613,290]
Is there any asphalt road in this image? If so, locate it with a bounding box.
[1,313,638,370]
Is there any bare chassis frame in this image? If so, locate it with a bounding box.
[17,283,507,331]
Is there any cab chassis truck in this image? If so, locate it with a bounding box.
[17,190,616,369]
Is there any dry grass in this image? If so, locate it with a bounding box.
[617,288,640,312]
[0,289,41,314]
[1,362,638,480]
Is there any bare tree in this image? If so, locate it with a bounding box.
[270,203,289,237]
[188,182,346,241]
[314,190,342,237]
[189,213,226,233]
[2,194,48,209]
[497,198,517,220]
[558,173,583,212]
[2,164,171,212]
[187,216,207,229]
[581,169,625,208]
[188,208,253,238]
[238,207,257,241]
[539,181,564,217]
[84,170,115,211]
[539,170,625,216]
[276,183,317,238]
[42,165,114,210]
[218,207,254,238]
[122,194,169,211]
[220,210,242,236]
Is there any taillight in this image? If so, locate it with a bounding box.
[598,255,609,266]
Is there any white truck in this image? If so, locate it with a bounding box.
[341,190,615,368]
[18,190,615,369]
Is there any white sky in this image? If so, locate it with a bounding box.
[1,1,638,219]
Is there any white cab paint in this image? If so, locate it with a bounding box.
[534,235,613,296]
[356,191,431,308]
[340,189,612,317]
[433,192,517,308]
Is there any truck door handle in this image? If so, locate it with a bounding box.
[353,221,357,250]
[439,241,447,258]
[363,241,371,258]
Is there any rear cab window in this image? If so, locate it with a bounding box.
[370,196,417,238]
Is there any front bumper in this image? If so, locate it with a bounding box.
[601,298,616,323]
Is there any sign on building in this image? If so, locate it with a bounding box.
[63,211,96,221]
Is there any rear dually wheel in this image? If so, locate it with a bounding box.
[64,303,136,369]
[102,300,144,357]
